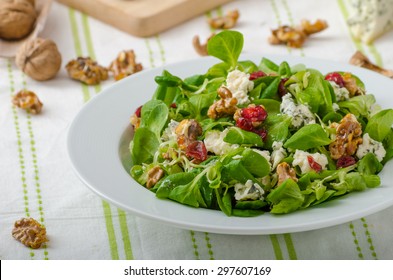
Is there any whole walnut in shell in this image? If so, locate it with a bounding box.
[16,38,62,81]
[0,0,37,40]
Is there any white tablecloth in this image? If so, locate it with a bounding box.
[1,0,393,260]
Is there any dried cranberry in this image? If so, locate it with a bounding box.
[307,156,322,173]
[170,103,177,108]
[186,141,208,162]
[325,72,345,88]
[241,105,268,123]
[249,71,266,80]
[236,117,254,131]
[336,155,357,168]
[278,78,289,97]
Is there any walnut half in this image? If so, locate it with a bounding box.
[12,217,48,249]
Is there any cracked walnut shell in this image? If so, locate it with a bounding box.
[109,50,143,81]
[66,57,109,85]
[16,38,62,81]
[12,89,43,114]
[12,217,48,249]
[0,0,37,40]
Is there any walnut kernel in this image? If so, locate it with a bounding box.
[192,34,214,56]
[109,50,143,81]
[329,114,363,160]
[16,38,62,81]
[146,166,164,189]
[12,89,43,114]
[207,86,238,119]
[0,0,37,40]
[12,217,48,249]
[175,119,203,150]
[269,19,328,48]
[276,162,298,186]
[208,9,240,29]
[65,57,109,85]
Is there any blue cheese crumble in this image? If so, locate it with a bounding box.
[293,150,328,174]
[271,141,287,170]
[356,133,386,162]
[234,180,265,201]
[161,119,179,141]
[329,81,350,101]
[226,69,254,105]
[280,93,316,128]
[204,129,239,155]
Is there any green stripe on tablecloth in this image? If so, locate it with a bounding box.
[281,0,304,56]
[204,232,215,260]
[269,0,292,54]
[283,233,297,260]
[367,45,383,67]
[361,218,378,259]
[81,14,100,94]
[155,36,166,65]
[7,59,34,260]
[81,12,135,260]
[190,231,200,260]
[145,39,156,68]
[270,235,284,260]
[68,9,90,102]
[349,222,364,259]
[20,73,49,259]
[337,0,380,259]
[118,209,134,260]
[336,0,364,52]
[102,201,119,259]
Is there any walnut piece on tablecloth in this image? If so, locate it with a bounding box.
[207,10,240,29]
[349,51,393,79]
[12,89,43,114]
[269,19,328,48]
[65,57,109,85]
[12,217,48,249]
[109,50,143,81]
[192,34,214,56]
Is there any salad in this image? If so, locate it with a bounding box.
[129,31,393,217]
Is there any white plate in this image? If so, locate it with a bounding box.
[67,54,393,235]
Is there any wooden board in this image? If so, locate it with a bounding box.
[57,0,234,37]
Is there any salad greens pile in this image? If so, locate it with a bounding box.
[129,30,393,217]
